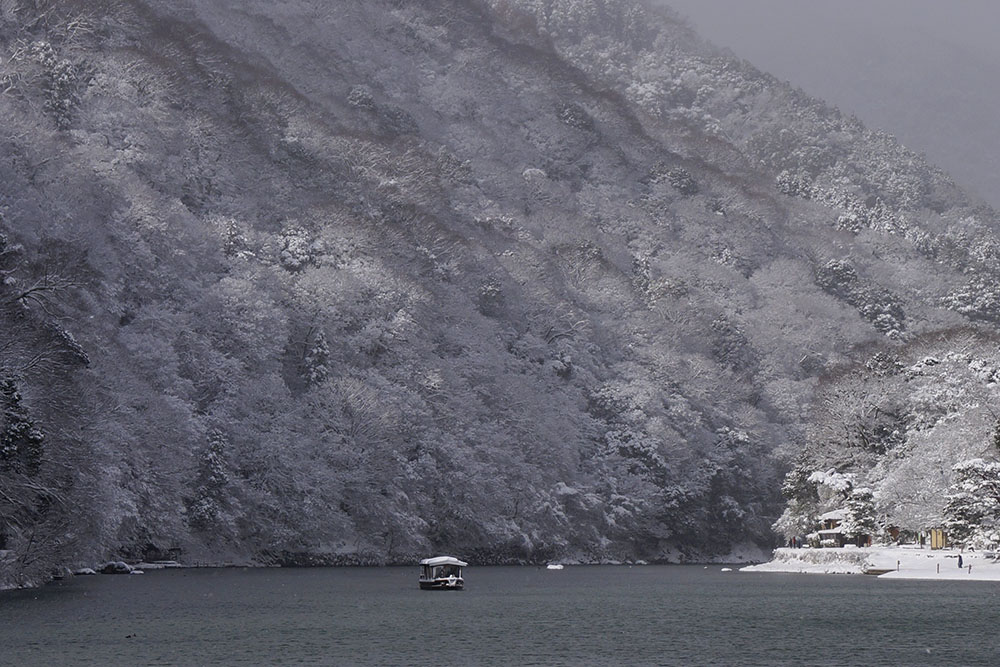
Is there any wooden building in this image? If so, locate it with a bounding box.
[814,509,871,548]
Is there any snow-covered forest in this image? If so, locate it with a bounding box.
[776,332,1000,548]
[3,0,1000,587]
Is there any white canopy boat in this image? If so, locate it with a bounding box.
[419,556,467,590]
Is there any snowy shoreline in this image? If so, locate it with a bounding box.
[2,545,771,590]
[742,546,1000,581]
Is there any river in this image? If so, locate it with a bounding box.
[1,565,998,665]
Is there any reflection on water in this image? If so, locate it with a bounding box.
[2,565,999,665]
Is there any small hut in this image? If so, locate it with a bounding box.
[816,509,848,547]
[813,509,871,547]
[928,528,948,550]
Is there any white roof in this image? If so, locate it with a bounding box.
[420,556,468,567]
[819,509,847,521]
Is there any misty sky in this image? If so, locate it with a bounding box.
[664,0,1000,209]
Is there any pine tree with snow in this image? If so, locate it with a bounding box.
[305,328,330,386]
[781,461,820,504]
[943,489,979,544]
[772,462,821,540]
[842,487,877,543]
[186,430,237,538]
[0,378,44,476]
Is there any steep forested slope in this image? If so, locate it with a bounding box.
[2,0,999,585]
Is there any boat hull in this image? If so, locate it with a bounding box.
[419,578,464,590]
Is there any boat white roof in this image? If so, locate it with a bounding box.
[420,556,468,567]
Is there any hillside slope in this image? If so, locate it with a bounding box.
[2,0,998,584]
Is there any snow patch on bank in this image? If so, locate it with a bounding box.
[743,546,1000,580]
[742,546,870,574]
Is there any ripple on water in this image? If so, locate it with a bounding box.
[1,566,999,666]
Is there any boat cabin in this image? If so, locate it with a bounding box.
[419,556,467,590]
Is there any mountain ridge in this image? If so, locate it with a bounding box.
[1,0,998,586]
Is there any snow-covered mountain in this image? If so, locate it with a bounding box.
[3,0,999,584]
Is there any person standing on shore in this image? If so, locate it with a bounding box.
[958,554,963,568]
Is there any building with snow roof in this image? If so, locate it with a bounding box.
[809,509,871,548]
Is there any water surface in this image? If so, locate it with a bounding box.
[2,565,998,665]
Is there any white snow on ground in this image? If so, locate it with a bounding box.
[742,545,1000,580]
[743,546,870,574]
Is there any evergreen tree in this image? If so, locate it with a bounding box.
[186,430,236,538]
[943,489,979,544]
[772,462,822,540]
[0,378,44,476]
[842,487,877,543]
[781,460,820,504]
[305,328,330,386]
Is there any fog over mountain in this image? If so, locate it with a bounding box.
[3,0,1000,587]
[665,0,1000,208]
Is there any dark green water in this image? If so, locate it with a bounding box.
[1,565,998,665]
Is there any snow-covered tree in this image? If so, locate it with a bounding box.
[842,487,877,542]
[278,225,318,271]
[0,378,44,476]
[808,468,855,505]
[943,458,1000,548]
[772,461,821,539]
[186,430,238,540]
[304,328,331,386]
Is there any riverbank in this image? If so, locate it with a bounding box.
[0,544,767,591]
[742,545,1000,580]
[2,541,771,590]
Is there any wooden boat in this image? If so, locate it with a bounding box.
[419,556,467,590]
